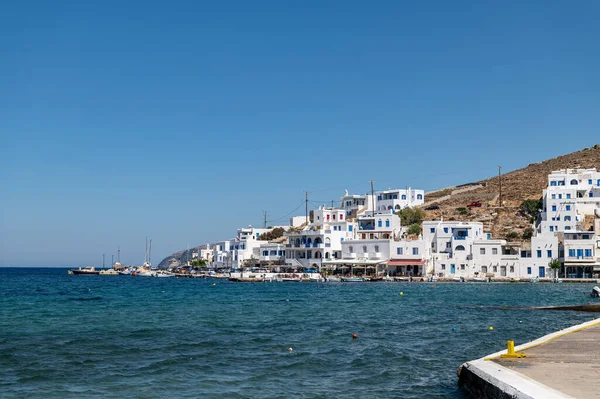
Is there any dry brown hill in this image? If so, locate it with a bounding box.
[422,144,600,242]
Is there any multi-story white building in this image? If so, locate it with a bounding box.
[471,240,521,279]
[340,190,374,217]
[562,231,599,278]
[539,169,600,234]
[228,226,274,269]
[255,242,287,267]
[519,235,558,279]
[355,210,402,240]
[375,188,424,212]
[211,240,231,269]
[285,207,355,269]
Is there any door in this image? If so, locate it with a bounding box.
[539,267,545,278]
[577,249,583,259]
[450,264,455,274]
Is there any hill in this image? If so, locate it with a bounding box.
[422,144,600,242]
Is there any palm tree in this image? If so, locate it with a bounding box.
[548,258,561,281]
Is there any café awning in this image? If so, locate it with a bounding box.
[387,259,425,266]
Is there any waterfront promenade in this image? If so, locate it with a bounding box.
[459,318,600,398]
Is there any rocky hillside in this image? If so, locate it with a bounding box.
[157,246,205,269]
[423,144,600,243]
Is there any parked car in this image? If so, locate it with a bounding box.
[467,201,482,208]
[424,205,440,211]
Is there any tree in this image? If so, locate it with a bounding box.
[548,258,561,280]
[243,256,259,268]
[190,259,207,267]
[522,227,534,239]
[521,198,543,222]
[407,223,421,235]
[456,207,468,216]
[396,207,426,226]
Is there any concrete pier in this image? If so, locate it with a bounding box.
[458,318,600,398]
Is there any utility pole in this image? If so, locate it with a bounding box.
[263,211,267,228]
[331,200,334,209]
[111,254,114,268]
[118,247,121,263]
[498,166,502,208]
[305,191,309,224]
[102,254,105,269]
[369,180,375,216]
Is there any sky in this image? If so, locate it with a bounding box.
[1,1,599,266]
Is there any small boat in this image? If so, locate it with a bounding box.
[70,267,100,275]
[452,276,464,282]
[341,276,363,282]
[99,269,119,276]
[325,276,341,282]
[155,270,175,278]
[472,277,487,282]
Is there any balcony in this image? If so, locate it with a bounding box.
[369,252,383,259]
[359,226,375,231]
[453,236,467,240]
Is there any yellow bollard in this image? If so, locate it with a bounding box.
[500,340,526,358]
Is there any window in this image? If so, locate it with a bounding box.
[378,220,382,228]
[527,267,532,275]
[262,251,268,256]
[385,220,390,227]
[480,248,486,255]
[589,179,593,185]
[377,195,382,200]
[565,226,571,230]
[441,264,446,270]
[270,250,277,255]
[492,248,498,255]
[430,228,435,233]
[552,205,557,212]
[446,242,451,248]
[510,266,514,273]
[349,225,353,232]
[362,245,367,253]
[455,245,465,251]
[551,194,556,199]
[537,250,542,258]
[333,214,336,220]
[547,250,552,258]
[550,181,557,186]
[493,266,497,272]
[550,226,554,232]
[444,227,449,233]
[401,195,407,200]
[585,249,593,257]
[397,248,403,255]
[591,193,594,197]
[460,264,465,270]
[597,179,600,186]
[566,194,571,199]
[412,247,419,255]
[583,234,590,239]
[569,249,575,257]
[481,266,487,273]
[417,194,423,200]
[374,245,379,252]
[564,216,571,221]
[570,179,578,185]
[349,246,353,253]
[558,194,562,199]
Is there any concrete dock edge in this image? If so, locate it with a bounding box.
[458,318,600,398]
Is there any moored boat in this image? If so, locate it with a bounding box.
[70,266,100,275]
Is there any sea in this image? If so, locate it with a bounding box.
[0,267,597,398]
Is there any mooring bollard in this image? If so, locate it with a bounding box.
[500,340,526,358]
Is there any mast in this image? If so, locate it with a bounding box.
[145,237,148,263]
[118,247,121,263]
[149,239,152,265]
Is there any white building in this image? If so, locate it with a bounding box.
[228,226,275,269]
[340,190,374,218]
[211,240,231,269]
[285,207,355,269]
[519,235,559,279]
[255,242,287,267]
[355,210,402,240]
[375,187,425,212]
[471,240,521,279]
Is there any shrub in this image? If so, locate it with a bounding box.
[506,231,519,240]
[522,227,534,239]
[407,223,421,235]
[396,207,426,226]
[456,207,468,215]
[258,227,285,241]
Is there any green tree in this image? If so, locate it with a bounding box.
[243,256,259,268]
[520,198,543,221]
[396,207,426,226]
[522,227,534,239]
[190,259,207,267]
[407,223,421,235]
[548,258,561,280]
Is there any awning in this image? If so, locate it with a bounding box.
[387,259,425,266]
[322,259,386,265]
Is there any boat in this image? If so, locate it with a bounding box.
[341,276,363,282]
[452,276,464,282]
[472,277,487,282]
[70,266,100,275]
[99,269,119,276]
[154,270,174,278]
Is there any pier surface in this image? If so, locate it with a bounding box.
[459,319,600,398]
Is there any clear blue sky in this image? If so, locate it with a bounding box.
[2,1,599,266]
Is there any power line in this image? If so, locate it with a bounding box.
[265,200,306,224]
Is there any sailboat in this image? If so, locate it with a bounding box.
[137,238,154,276]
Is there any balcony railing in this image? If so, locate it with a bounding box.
[453,236,467,240]
[359,226,375,231]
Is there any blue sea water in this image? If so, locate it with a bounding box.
[0,268,597,398]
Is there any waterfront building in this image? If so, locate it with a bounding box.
[471,240,521,279]
[228,226,275,269]
[519,235,559,279]
[255,240,287,268]
[375,187,425,212]
[284,207,355,269]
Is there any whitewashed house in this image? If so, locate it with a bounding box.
[375,188,425,212]
[340,190,374,218]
